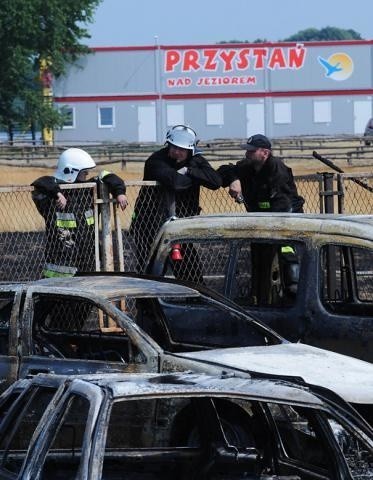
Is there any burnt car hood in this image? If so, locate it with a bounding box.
[175,343,373,404]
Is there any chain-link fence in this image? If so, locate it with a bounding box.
[0,183,98,281]
[0,173,371,281]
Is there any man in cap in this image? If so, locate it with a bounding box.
[218,134,304,213]
[218,134,304,302]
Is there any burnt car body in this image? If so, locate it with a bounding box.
[146,213,373,363]
[1,372,372,479]
[1,274,373,425]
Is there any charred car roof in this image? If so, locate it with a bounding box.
[0,275,201,299]
[151,213,373,243]
[16,371,325,406]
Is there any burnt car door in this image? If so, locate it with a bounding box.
[18,289,160,378]
[140,294,282,352]
[157,237,307,341]
[264,401,373,479]
[0,288,22,392]
[306,241,373,362]
[20,380,104,480]
[0,377,65,478]
[227,239,307,339]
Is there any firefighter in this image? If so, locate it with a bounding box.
[218,134,304,302]
[32,148,127,278]
[130,124,221,275]
[217,134,304,213]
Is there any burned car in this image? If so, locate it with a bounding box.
[146,213,373,363]
[1,274,373,425]
[1,372,372,479]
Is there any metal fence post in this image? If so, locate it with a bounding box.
[93,184,100,271]
[323,173,335,214]
[320,173,338,295]
[337,174,345,214]
[99,183,114,272]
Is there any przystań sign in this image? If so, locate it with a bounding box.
[163,45,307,89]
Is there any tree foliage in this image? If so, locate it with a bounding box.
[0,0,101,142]
[218,26,363,45]
[218,38,268,44]
[283,26,362,42]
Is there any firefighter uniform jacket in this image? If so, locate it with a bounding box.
[130,147,221,271]
[218,155,304,213]
[31,171,126,277]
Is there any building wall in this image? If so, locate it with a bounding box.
[53,41,373,144]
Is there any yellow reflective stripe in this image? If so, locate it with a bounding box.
[43,269,74,278]
[85,209,95,226]
[281,246,295,254]
[43,263,77,277]
[99,170,111,179]
[56,212,77,228]
[56,219,77,228]
[258,201,270,209]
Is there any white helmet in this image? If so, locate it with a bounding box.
[166,125,197,155]
[55,148,96,183]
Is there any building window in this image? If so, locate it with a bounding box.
[274,102,292,124]
[61,106,75,129]
[98,107,115,128]
[206,103,224,126]
[166,104,184,127]
[313,100,331,123]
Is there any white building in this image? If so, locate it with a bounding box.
[53,40,373,143]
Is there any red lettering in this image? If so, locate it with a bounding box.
[183,50,200,71]
[165,46,307,75]
[204,49,218,70]
[167,77,192,87]
[268,48,286,69]
[165,50,181,72]
[288,45,306,68]
[219,50,236,72]
[236,48,250,69]
[252,48,267,69]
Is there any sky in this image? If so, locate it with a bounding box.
[86,0,372,47]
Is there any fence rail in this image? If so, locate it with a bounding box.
[0,172,371,282]
[0,136,372,169]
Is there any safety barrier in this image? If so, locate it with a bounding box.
[0,172,371,281]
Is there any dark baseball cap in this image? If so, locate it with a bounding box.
[240,134,272,151]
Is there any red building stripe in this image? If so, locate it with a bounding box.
[89,40,373,52]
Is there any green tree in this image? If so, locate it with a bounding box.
[217,27,363,45]
[283,26,362,42]
[0,0,101,143]
[218,38,268,44]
